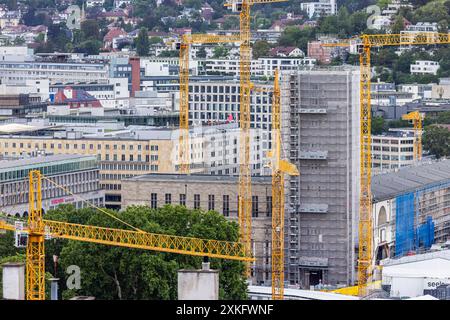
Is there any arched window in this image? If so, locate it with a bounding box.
[378,206,387,226]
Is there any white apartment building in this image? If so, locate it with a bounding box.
[411,60,440,76]
[300,0,337,19]
[202,57,316,78]
[86,0,105,7]
[372,131,415,174]
[0,61,109,85]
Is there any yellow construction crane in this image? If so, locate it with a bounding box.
[178,0,286,279]
[323,32,450,296]
[0,170,253,300]
[224,0,287,278]
[401,111,424,161]
[267,69,299,299]
[178,34,240,174]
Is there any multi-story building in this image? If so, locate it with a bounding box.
[300,0,337,19]
[121,174,273,285]
[372,131,415,174]
[0,154,104,217]
[201,57,316,78]
[0,124,264,209]
[410,60,440,76]
[0,61,109,85]
[281,68,361,288]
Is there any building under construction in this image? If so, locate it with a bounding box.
[372,160,450,266]
[281,67,361,288]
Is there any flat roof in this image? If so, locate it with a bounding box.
[0,123,61,134]
[372,160,450,202]
[248,285,359,300]
[0,154,96,170]
[125,173,271,184]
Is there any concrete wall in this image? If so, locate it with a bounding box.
[2,263,25,300]
[178,268,219,300]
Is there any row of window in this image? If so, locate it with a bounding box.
[1,141,159,152]
[149,193,273,218]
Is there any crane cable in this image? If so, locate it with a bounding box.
[41,175,145,233]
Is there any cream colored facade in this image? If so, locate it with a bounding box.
[121,174,273,286]
[0,136,174,208]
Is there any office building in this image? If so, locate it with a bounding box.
[0,154,104,217]
[0,61,109,85]
[372,131,415,174]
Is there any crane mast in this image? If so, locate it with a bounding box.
[27,170,45,300]
[269,69,299,299]
[237,0,253,277]
[178,34,240,174]
[402,111,424,161]
[226,0,287,278]
[357,40,372,297]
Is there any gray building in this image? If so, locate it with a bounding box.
[0,154,104,217]
[281,68,360,288]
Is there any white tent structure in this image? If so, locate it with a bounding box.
[382,250,450,298]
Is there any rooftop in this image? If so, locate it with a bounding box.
[125,173,271,184]
[0,154,96,171]
[372,160,450,202]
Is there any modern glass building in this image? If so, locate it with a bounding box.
[0,154,104,217]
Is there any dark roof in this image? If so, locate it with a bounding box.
[372,160,450,202]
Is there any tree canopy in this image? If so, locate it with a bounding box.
[38,204,248,300]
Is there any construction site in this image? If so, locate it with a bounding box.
[2,0,450,303]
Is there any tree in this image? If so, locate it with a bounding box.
[149,36,163,45]
[252,40,271,59]
[81,19,100,41]
[213,45,229,58]
[42,204,248,300]
[391,15,405,34]
[371,116,387,135]
[135,27,150,56]
[422,125,450,159]
[74,39,102,55]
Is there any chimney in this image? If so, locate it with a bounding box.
[129,56,140,97]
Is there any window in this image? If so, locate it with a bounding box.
[266,196,272,217]
[179,194,186,206]
[165,193,171,204]
[223,195,229,217]
[252,196,258,217]
[150,193,157,209]
[194,194,200,209]
[208,194,215,211]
